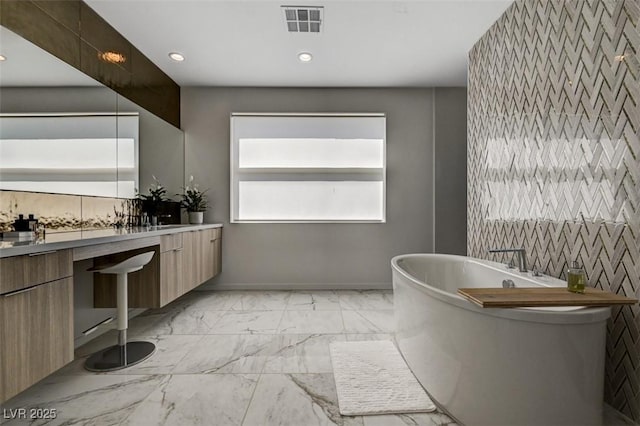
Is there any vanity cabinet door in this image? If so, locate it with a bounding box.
[0,277,73,402]
[200,229,216,283]
[159,233,184,306]
[201,228,222,281]
[213,235,222,277]
[160,248,183,306]
[181,229,221,292]
[182,230,200,292]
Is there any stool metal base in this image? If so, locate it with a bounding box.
[85,341,156,372]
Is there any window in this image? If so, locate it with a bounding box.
[230,113,386,223]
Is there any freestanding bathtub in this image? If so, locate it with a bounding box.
[392,254,610,426]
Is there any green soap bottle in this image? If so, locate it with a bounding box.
[567,261,586,294]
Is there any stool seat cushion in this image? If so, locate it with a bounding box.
[88,251,155,275]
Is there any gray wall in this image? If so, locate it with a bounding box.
[183,87,465,289]
[434,87,467,255]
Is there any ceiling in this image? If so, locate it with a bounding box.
[85,0,512,87]
[0,26,102,87]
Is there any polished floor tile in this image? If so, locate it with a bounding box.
[342,310,395,333]
[121,374,258,426]
[263,334,346,374]
[141,309,225,335]
[362,412,456,426]
[278,310,345,334]
[287,291,342,311]
[173,334,277,374]
[228,291,291,311]
[243,373,363,426]
[61,335,203,376]
[338,290,394,310]
[345,333,394,342]
[213,310,284,334]
[4,290,463,426]
[1,375,164,426]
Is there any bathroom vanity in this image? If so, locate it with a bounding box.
[0,224,222,402]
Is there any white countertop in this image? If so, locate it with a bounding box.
[0,224,223,258]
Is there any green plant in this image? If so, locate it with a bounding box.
[179,176,209,212]
[138,175,167,214]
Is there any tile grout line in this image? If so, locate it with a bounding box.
[239,373,262,426]
[240,296,289,426]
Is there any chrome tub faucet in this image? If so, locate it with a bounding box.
[488,247,528,273]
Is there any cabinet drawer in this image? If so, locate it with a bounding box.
[0,277,73,402]
[0,249,72,295]
[160,233,183,252]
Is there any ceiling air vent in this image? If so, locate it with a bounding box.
[282,6,323,33]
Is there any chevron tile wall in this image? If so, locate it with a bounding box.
[468,0,640,419]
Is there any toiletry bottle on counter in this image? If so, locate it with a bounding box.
[27,214,38,232]
[13,214,29,231]
[567,261,586,294]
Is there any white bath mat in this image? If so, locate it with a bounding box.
[329,340,436,416]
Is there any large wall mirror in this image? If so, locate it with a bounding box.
[0,24,185,342]
[0,25,184,201]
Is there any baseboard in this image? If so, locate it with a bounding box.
[195,282,392,291]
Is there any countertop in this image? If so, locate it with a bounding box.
[0,224,223,258]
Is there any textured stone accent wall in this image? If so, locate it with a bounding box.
[468,0,640,419]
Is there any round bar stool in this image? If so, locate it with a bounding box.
[85,251,156,372]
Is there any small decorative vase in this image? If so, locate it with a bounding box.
[188,211,204,224]
[151,215,158,226]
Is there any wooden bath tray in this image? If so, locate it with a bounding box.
[458,287,638,308]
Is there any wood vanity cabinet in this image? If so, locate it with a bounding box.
[93,227,221,309]
[0,251,73,403]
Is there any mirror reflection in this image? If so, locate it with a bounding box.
[0,112,138,197]
[0,25,184,202]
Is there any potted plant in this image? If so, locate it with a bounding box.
[139,176,167,226]
[179,176,209,224]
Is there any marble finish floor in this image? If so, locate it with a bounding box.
[0,290,456,426]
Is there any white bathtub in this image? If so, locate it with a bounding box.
[391,254,610,426]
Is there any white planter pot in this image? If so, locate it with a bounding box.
[188,211,204,224]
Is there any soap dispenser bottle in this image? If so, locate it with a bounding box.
[567,261,586,294]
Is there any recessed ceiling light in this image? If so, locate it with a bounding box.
[0,54,6,61]
[298,52,313,62]
[169,52,185,62]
